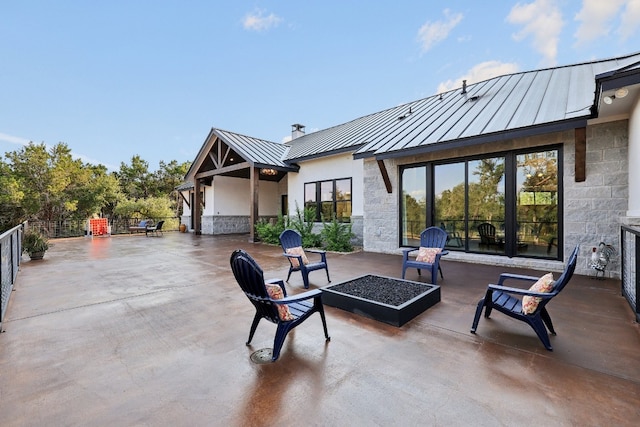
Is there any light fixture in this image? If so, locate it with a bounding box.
[260,168,278,176]
[615,87,629,98]
[604,87,629,105]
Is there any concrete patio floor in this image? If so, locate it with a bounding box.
[1,232,639,426]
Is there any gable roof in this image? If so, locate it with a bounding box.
[210,128,293,170]
[282,51,640,162]
[185,127,297,182]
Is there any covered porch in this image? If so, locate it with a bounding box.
[0,233,638,425]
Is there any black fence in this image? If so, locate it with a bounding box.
[0,223,23,328]
[27,217,181,238]
[620,225,640,322]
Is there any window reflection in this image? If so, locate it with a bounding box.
[400,149,559,259]
[434,163,465,249]
[469,158,505,254]
[517,151,558,257]
[401,166,426,246]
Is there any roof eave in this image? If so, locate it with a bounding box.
[370,118,590,161]
[285,144,366,163]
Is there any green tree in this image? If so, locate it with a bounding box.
[113,195,174,219]
[116,155,152,200]
[152,160,191,216]
[4,142,124,223]
[0,158,25,231]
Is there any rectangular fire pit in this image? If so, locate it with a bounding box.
[321,274,440,327]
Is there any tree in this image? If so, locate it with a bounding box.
[0,158,25,231]
[4,142,124,224]
[152,160,191,216]
[116,155,152,200]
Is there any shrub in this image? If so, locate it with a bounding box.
[321,216,355,252]
[255,214,287,244]
[23,229,49,255]
[289,204,322,248]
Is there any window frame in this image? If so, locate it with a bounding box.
[398,145,562,260]
[304,177,353,222]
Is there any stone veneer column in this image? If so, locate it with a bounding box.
[362,158,400,254]
[564,120,628,278]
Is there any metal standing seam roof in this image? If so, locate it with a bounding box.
[185,52,640,176]
[280,52,640,162]
[209,128,295,170]
[184,127,298,181]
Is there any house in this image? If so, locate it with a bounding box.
[181,52,640,278]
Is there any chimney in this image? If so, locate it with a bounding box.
[461,80,467,95]
[291,123,305,140]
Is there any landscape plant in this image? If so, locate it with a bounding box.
[321,216,355,252]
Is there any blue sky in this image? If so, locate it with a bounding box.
[1,1,639,171]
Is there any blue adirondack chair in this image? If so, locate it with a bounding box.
[401,227,449,285]
[279,229,331,289]
[470,245,579,350]
[230,249,330,362]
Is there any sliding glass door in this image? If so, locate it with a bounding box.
[400,147,560,259]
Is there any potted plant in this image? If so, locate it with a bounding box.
[23,229,50,260]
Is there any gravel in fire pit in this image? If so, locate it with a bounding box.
[328,274,429,306]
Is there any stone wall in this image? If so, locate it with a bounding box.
[565,120,628,278]
[362,120,629,278]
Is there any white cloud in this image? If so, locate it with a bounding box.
[436,61,520,94]
[619,0,640,39]
[0,132,30,147]
[243,9,283,32]
[507,0,563,66]
[416,9,463,53]
[574,0,627,44]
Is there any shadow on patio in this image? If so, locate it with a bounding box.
[1,232,638,425]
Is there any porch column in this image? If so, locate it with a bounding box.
[194,179,202,235]
[249,167,259,242]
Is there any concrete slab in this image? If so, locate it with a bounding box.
[1,233,638,425]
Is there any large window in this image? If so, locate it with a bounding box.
[401,166,426,246]
[305,178,352,222]
[516,151,559,257]
[400,147,560,259]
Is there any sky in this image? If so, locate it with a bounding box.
[1,1,640,172]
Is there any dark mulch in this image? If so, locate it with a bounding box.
[327,274,431,306]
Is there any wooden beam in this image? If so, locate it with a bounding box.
[575,127,586,182]
[377,160,393,193]
[249,167,259,242]
[195,161,250,179]
[179,190,190,208]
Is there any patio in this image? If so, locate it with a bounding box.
[1,232,638,425]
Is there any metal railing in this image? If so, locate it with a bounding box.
[27,217,182,238]
[620,225,640,322]
[1,223,23,328]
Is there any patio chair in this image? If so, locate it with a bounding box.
[401,226,448,285]
[477,222,502,249]
[129,219,151,233]
[279,229,330,289]
[230,249,330,362]
[440,222,463,248]
[470,245,579,351]
[145,220,164,237]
